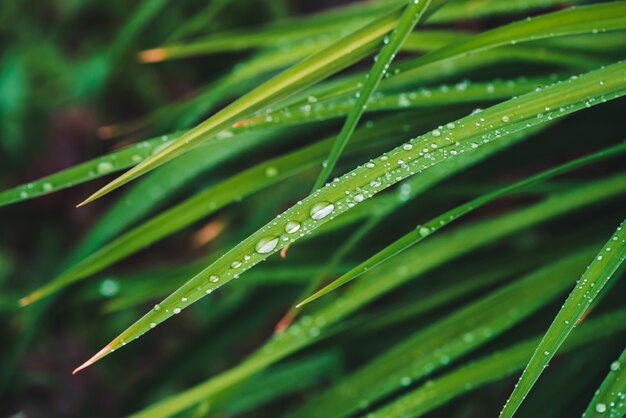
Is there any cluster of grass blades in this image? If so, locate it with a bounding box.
[3,0,626,416]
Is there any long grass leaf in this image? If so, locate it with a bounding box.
[499,219,626,417]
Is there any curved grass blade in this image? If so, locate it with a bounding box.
[70,61,626,372]
[499,219,626,418]
[298,140,626,306]
[582,348,626,417]
[310,0,435,191]
[76,7,408,206]
[0,133,180,207]
[369,309,626,418]
[289,248,596,418]
[396,2,626,75]
[129,175,626,418]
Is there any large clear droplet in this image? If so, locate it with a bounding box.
[285,221,301,234]
[310,202,334,220]
[256,236,279,254]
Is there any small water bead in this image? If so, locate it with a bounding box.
[403,143,413,151]
[354,194,364,203]
[595,403,607,413]
[610,360,621,371]
[432,129,441,137]
[265,166,278,177]
[285,221,301,234]
[181,297,187,302]
[418,227,430,237]
[173,307,182,314]
[501,115,510,122]
[231,261,242,269]
[366,162,375,168]
[154,304,161,311]
[401,376,412,386]
[150,322,156,328]
[310,201,335,220]
[97,161,114,174]
[256,236,279,254]
[42,182,53,192]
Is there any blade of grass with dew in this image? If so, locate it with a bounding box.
[0,133,181,207]
[21,112,431,304]
[70,61,626,372]
[412,2,626,69]
[77,6,411,205]
[239,77,551,129]
[311,0,436,191]
[298,140,626,305]
[129,174,626,418]
[582,348,626,417]
[428,0,591,23]
[369,309,626,418]
[289,248,596,418]
[499,219,626,418]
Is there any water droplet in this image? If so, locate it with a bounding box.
[285,221,301,234]
[42,182,53,192]
[354,194,364,203]
[595,403,607,413]
[610,360,621,371]
[419,227,430,237]
[310,202,335,220]
[97,161,114,174]
[210,275,219,283]
[173,307,181,314]
[432,129,441,137]
[265,166,278,177]
[231,261,242,269]
[150,322,156,328]
[256,236,279,254]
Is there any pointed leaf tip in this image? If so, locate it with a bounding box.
[72,344,113,375]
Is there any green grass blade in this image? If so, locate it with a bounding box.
[370,309,626,418]
[499,220,626,418]
[402,2,626,73]
[0,133,181,207]
[76,7,406,206]
[298,141,626,306]
[128,174,626,418]
[582,348,626,417]
[311,0,435,191]
[69,61,626,372]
